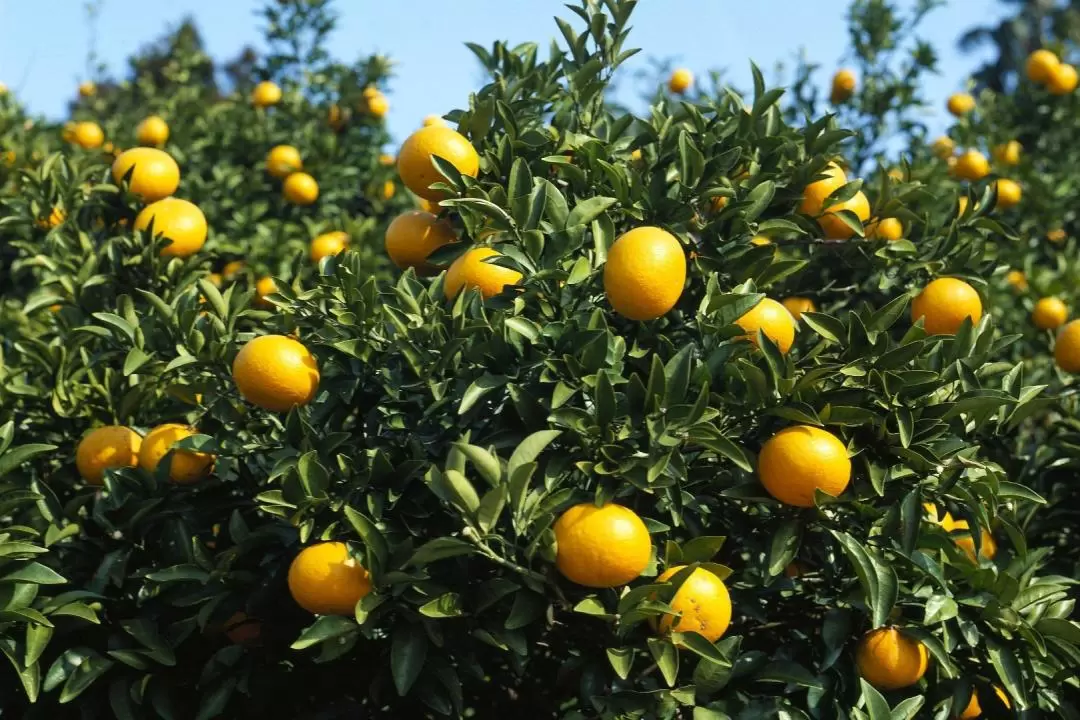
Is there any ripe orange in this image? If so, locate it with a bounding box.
[668,68,693,94]
[992,140,1021,166]
[830,68,856,103]
[283,172,319,205]
[947,92,975,116]
[1027,49,1060,84]
[385,210,457,275]
[817,190,870,239]
[138,423,214,484]
[1054,320,1080,372]
[781,297,816,320]
[328,104,346,130]
[72,121,104,149]
[311,231,349,263]
[654,566,731,642]
[798,162,848,217]
[252,81,282,107]
[76,426,142,485]
[223,612,262,645]
[1047,228,1067,243]
[912,278,982,335]
[931,136,955,159]
[423,114,446,127]
[266,145,302,178]
[223,260,245,279]
[856,627,929,690]
[553,503,651,588]
[232,335,320,412]
[867,217,903,241]
[950,519,997,562]
[959,685,1011,719]
[379,153,395,166]
[994,178,1021,209]
[365,92,389,118]
[397,126,480,200]
[111,148,180,201]
[758,425,851,507]
[136,115,169,146]
[1048,63,1078,95]
[1006,269,1027,291]
[709,195,729,213]
[953,150,990,181]
[736,298,796,354]
[1033,297,1068,330]
[135,198,208,258]
[603,226,686,321]
[255,276,278,307]
[288,542,372,616]
[78,81,96,98]
[444,248,522,300]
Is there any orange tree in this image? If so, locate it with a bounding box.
[2,0,1079,717]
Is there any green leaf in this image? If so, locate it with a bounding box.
[681,536,727,564]
[646,638,679,687]
[458,374,507,414]
[291,616,356,650]
[391,625,428,696]
[606,647,635,680]
[407,538,476,567]
[419,593,464,618]
[566,196,617,228]
[767,520,800,577]
[455,443,502,487]
[0,444,57,477]
[860,679,892,720]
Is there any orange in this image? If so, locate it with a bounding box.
[553,503,650,588]
[78,81,96,98]
[1047,228,1067,243]
[781,297,816,320]
[1054,320,1080,372]
[1006,269,1027,291]
[912,278,982,335]
[266,145,302,178]
[994,178,1021,209]
[959,685,1011,719]
[255,276,278,307]
[252,81,282,107]
[709,195,729,213]
[1033,297,1068,330]
[423,114,446,127]
[603,226,686,321]
[798,162,848,217]
[668,68,693,94]
[382,180,396,199]
[283,172,319,205]
[385,210,457,275]
[654,566,731,642]
[138,423,214,484]
[135,198,208,258]
[736,298,796,354]
[992,140,1021,166]
[111,148,180,201]
[856,627,929,690]
[931,136,956,159]
[365,92,389,118]
[951,520,997,562]
[1048,63,1078,95]
[379,153,395,166]
[953,150,989,181]
[288,542,372,616]
[867,217,903,241]
[75,426,142,485]
[72,121,104,149]
[1027,49,1060,84]
[233,335,320,412]
[444,248,521,300]
[397,126,480,200]
[817,189,871,238]
[830,68,856,103]
[223,260,245,279]
[136,115,169,146]
[328,104,345,130]
[947,92,975,116]
[311,231,349,263]
[223,612,261,645]
[758,425,851,507]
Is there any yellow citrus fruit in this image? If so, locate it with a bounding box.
[252,81,282,107]
[887,167,903,181]
[283,172,319,205]
[72,121,104,149]
[111,148,180,201]
[135,198,208,258]
[1027,49,1060,84]
[736,298,797,354]
[266,145,302,178]
[817,190,869,238]
[233,335,320,412]
[0,82,8,95]
[553,503,650,588]
[288,542,372,616]
[709,195,729,213]
[830,68,856,103]
[138,423,214,484]
[867,217,903,241]
[1048,63,1078,95]
[423,114,446,127]
[992,140,1021,166]
[444,248,522,300]
[912,278,983,335]
[1054,320,1080,372]
[255,276,277,307]
[947,156,959,177]
[385,210,457,275]
[223,260,244,279]
[365,92,389,118]
[136,115,169,146]
[1033,297,1068,330]
[1006,269,1027,291]
[76,426,142,485]
[1047,228,1067,243]
[798,162,848,216]
[668,68,693,94]
[951,520,997,562]
[995,178,1021,209]
[750,235,772,246]
[603,226,686,321]
[781,297,816,320]
[379,153,395,166]
[856,627,929,690]
[653,566,731,642]
[328,104,345,130]
[758,425,851,507]
[79,81,96,97]
[382,180,395,199]
[959,685,1011,719]
[931,136,956,159]
[397,126,480,201]
[953,150,990,181]
[311,231,349,263]
[947,92,975,116]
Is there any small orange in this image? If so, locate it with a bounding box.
[992,140,1021,166]
[1054,320,1080,372]
[311,231,349,263]
[78,81,96,98]
[385,210,457,275]
[781,297,816,320]
[75,426,142,485]
[603,226,686,321]
[830,68,856,103]
[953,150,990,181]
[911,278,982,335]
[223,612,262,645]
[422,114,446,127]
[252,81,282,107]
[653,566,731,642]
[798,162,848,217]
[1027,49,1060,84]
[553,503,651,588]
[134,198,208,258]
[379,153,395,166]
[233,335,320,412]
[950,520,997,562]
[1047,228,1067,243]
[1048,63,1079,95]
[136,115,169,146]
[111,148,180,201]
[444,248,522,300]
[328,104,346,130]
[1033,297,1068,330]
[365,92,389,118]
[931,136,955,159]
[288,542,372,616]
[381,179,395,199]
[959,685,1011,719]
[72,121,104,149]
[283,172,319,205]
[994,178,1021,209]
[255,276,277,307]
[668,68,693,94]
[867,217,903,241]
[736,298,797,354]
[1006,269,1027,291]
[138,423,214,484]
[397,126,480,200]
[947,92,975,116]
[223,260,245,279]
[266,145,302,178]
[855,627,929,690]
[758,425,851,507]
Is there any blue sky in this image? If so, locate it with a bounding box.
[0,1,1010,143]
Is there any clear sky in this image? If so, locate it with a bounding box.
[0,1,1010,143]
